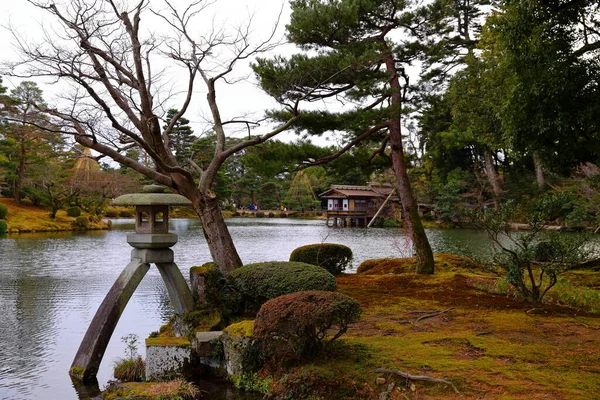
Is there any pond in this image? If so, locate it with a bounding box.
[0,217,560,400]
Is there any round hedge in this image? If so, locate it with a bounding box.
[119,210,133,218]
[289,243,353,275]
[254,290,361,362]
[229,261,337,312]
[66,207,81,217]
[0,219,7,234]
[0,204,8,219]
[73,216,90,229]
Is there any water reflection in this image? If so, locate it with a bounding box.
[3,218,589,399]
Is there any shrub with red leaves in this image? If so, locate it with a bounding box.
[253,290,361,364]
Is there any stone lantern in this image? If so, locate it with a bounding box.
[71,185,195,382]
[115,184,189,248]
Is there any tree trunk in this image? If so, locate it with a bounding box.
[483,148,502,200]
[533,150,545,189]
[383,52,435,274]
[192,192,243,275]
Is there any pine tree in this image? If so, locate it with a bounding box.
[254,0,447,273]
[163,109,196,166]
[284,170,320,212]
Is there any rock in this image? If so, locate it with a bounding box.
[376,377,386,385]
[192,331,224,369]
[222,332,261,376]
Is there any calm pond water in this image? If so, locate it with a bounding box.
[0,217,565,400]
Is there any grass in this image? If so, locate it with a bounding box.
[261,255,600,399]
[0,198,109,232]
[103,379,200,400]
[113,356,146,382]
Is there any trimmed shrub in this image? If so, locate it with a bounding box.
[0,219,7,234]
[254,290,361,363]
[73,216,90,229]
[382,218,400,228]
[0,204,7,219]
[289,243,353,275]
[119,209,133,218]
[104,209,119,218]
[255,211,265,218]
[268,212,275,218]
[66,207,81,217]
[229,262,337,312]
[278,212,287,218]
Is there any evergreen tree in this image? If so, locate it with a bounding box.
[163,108,196,166]
[3,82,63,204]
[284,170,320,212]
[483,0,600,184]
[254,0,446,273]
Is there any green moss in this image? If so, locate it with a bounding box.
[0,199,110,232]
[224,320,254,337]
[183,309,222,333]
[357,253,483,275]
[145,336,190,348]
[190,263,218,276]
[102,380,199,400]
[255,268,600,399]
[190,263,243,318]
[69,366,86,379]
[159,322,175,336]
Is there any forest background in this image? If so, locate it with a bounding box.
[0,0,599,230]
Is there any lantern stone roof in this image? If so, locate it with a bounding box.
[112,185,192,206]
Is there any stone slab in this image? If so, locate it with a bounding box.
[131,248,174,264]
[127,233,178,249]
[145,342,191,381]
[192,331,223,358]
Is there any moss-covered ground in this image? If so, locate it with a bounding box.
[271,256,600,399]
[0,198,109,232]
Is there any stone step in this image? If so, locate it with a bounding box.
[145,336,192,381]
[144,332,224,380]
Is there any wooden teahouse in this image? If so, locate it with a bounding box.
[319,183,400,227]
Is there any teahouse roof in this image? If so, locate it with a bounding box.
[319,183,397,199]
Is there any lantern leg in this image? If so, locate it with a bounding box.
[156,262,195,314]
[70,257,150,382]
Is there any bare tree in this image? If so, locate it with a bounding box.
[5,0,299,273]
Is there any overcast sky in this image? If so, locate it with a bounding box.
[0,0,331,144]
